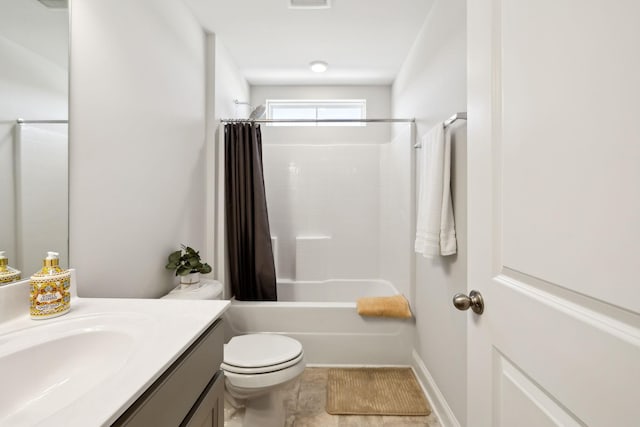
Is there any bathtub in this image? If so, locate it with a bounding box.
[224,279,414,365]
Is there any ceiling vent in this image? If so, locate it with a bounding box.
[289,0,331,9]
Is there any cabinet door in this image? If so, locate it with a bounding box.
[181,372,225,427]
[113,320,224,427]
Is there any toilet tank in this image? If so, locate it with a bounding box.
[162,280,223,300]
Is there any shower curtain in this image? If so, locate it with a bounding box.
[224,123,277,301]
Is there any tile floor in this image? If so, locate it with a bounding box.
[224,367,442,427]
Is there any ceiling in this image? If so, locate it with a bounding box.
[184,0,435,85]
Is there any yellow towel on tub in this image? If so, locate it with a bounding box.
[356,295,413,319]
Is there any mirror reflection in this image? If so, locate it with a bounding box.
[0,0,69,282]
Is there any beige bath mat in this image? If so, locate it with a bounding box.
[326,368,431,416]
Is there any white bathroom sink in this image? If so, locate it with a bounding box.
[0,313,147,426]
[0,297,229,427]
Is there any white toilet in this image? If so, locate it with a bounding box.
[162,280,306,427]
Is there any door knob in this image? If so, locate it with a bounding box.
[452,290,484,315]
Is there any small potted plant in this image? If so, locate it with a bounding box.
[165,244,212,287]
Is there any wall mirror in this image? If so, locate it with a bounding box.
[0,0,69,282]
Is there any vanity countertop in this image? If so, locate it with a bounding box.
[0,296,230,427]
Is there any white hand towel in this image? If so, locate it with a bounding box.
[414,123,457,257]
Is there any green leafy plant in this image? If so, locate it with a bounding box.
[165,245,212,276]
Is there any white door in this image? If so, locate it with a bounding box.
[467,1,640,426]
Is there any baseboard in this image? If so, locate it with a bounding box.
[306,363,411,368]
[411,349,461,427]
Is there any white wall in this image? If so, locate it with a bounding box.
[70,0,207,297]
[250,86,390,281]
[392,0,467,425]
[214,38,250,121]
[209,35,250,297]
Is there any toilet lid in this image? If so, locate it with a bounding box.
[223,334,303,370]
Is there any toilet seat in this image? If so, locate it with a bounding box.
[221,334,303,374]
[222,352,304,375]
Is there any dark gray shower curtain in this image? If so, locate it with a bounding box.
[224,123,277,301]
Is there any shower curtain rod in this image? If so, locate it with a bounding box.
[16,119,68,124]
[220,118,415,124]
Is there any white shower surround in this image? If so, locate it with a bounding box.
[252,84,408,285]
[262,140,382,281]
[224,279,413,365]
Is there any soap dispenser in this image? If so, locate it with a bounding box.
[30,251,71,320]
[0,251,21,284]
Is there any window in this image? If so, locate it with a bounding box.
[266,99,366,126]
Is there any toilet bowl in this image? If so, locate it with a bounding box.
[222,333,306,426]
[162,281,305,427]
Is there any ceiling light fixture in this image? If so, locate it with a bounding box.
[310,61,328,73]
[289,0,331,9]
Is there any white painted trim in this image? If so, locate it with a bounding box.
[204,33,216,276]
[215,125,227,296]
[411,349,461,427]
[306,364,414,368]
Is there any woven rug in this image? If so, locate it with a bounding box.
[326,368,431,416]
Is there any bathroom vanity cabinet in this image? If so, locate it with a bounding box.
[113,319,225,427]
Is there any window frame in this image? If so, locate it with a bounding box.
[265,99,367,126]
